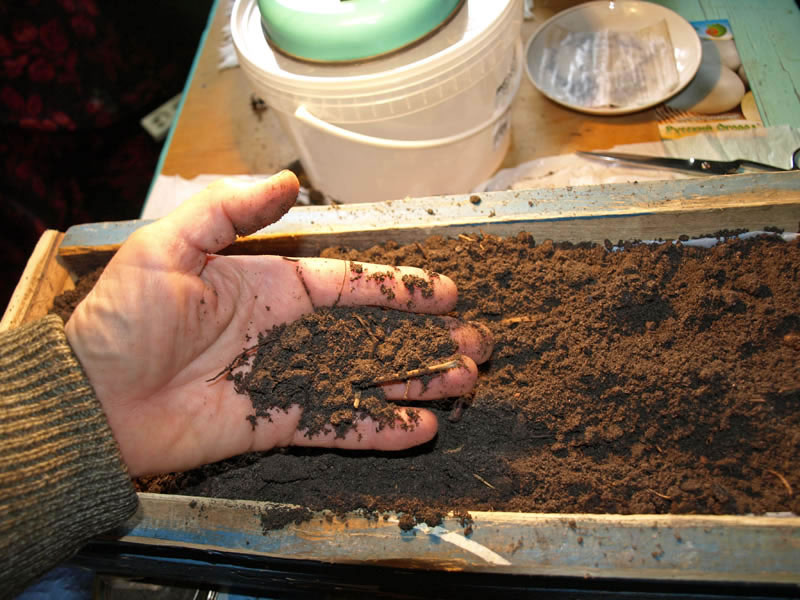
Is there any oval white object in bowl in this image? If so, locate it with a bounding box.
[526,0,702,115]
[666,39,746,114]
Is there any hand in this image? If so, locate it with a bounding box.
[65,172,492,477]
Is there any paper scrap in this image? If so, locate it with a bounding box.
[414,523,512,566]
[537,20,679,108]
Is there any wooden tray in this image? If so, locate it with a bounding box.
[3,173,800,585]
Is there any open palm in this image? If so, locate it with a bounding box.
[65,172,491,477]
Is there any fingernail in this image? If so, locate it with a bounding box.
[468,320,494,363]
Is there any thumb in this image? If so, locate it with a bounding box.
[143,171,300,274]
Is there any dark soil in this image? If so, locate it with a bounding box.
[230,305,459,438]
[51,266,103,324]
[57,233,800,525]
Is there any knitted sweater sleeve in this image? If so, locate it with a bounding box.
[0,314,139,598]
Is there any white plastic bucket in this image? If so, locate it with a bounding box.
[232,0,523,203]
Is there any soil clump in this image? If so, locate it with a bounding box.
[229,306,459,438]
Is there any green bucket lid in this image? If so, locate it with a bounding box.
[256,0,465,63]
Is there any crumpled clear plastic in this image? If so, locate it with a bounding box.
[536,20,679,108]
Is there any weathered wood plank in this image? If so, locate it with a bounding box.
[1,231,69,332]
[118,494,800,584]
[59,173,800,272]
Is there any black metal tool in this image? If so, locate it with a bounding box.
[576,147,800,175]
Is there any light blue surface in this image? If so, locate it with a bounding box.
[654,0,800,127]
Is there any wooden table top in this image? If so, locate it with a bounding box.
[159,0,800,182]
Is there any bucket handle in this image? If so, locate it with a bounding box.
[293,103,508,150]
[292,40,522,150]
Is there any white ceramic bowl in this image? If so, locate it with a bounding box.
[526,0,702,115]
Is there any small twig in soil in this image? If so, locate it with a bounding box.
[646,488,673,500]
[448,397,467,423]
[458,234,476,243]
[353,313,379,341]
[655,445,664,454]
[365,358,461,386]
[414,242,429,260]
[206,343,263,383]
[713,483,731,501]
[767,469,794,496]
[353,391,361,409]
[499,316,539,325]
[473,473,496,490]
[444,445,464,454]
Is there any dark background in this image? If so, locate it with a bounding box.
[1,1,214,312]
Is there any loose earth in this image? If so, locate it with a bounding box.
[57,233,800,524]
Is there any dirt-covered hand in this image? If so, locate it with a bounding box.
[65,173,492,477]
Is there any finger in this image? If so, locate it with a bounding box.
[442,318,494,364]
[287,407,439,451]
[380,355,478,400]
[145,171,299,273]
[295,258,458,314]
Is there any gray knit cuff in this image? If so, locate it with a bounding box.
[0,314,138,597]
